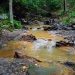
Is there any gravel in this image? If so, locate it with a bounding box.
[0,58,34,75]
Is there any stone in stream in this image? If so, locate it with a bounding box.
[64,62,75,70]
[21,19,30,25]
[56,41,75,47]
[21,34,37,42]
[14,52,24,58]
[37,28,41,30]
[43,26,58,31]
[44,20,50,25]
[70,23,75,30]
[23,26,28,30]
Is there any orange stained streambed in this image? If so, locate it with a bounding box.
[0,30,75,62]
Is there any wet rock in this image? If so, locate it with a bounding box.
[64,62,75,70]
[14,52,24,58]
[56,41,75,47]
[1,29,27,40]
[0,58,32,75]
[14,51,42,63]
[23,26,28,30]
[37,28,41,30]
[21,19,30,25]
[56,41,68,47]
[26,19,44,25]
[70,23,75,30]
[44,18,58,25]
[43,26,51,31]
[30,28,32,29]
[21,34,37,42]
[43,26,58,31]
[67,47,75,55]
[44,20,50,25]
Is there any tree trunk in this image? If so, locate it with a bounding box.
[63,0,67,13]
[9,0,13,24]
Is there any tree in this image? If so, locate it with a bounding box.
[63,0,67,13]
[9,0,13,25]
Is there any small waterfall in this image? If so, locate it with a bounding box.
[32,28,37,31]
[33,39,56,52]
[47,40,56,52]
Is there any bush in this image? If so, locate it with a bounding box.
[14,0,61,16]
[0,19,13,30]
[14,20,22,29]
[0,19,22,31]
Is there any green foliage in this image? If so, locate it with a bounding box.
[69,11,75,17]
[67,0,75,8]
[14,0,61,15]
[61,17,71,25]
[0,19,12,30]
[0,19,22,31]
[14,20,22,29]
[1,0,75,26]
[60,10,75,25]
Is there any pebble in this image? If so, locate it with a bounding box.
[0,58,31,75]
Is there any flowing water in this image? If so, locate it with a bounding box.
[0,29,75,75]
[0,29,75,63]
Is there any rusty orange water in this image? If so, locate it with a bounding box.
[0,29,75,75]
[0,30,75,63]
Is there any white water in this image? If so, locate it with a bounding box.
[33,39,56,52]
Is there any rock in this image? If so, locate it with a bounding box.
[31,20,43,25]
[56,41,67,47]
[43,26,58,31]
[30,28,32,29]
[14,51,42,63]
[68,47,75,55]
[44,20,50,25]
[14,52,24,58]
[21,19,30,25]
[70,23,75,30]
[64,62,75,70]
[56,41,75,47]
[43,26,51,31]
[21,34,37,42]
[48,39,52,41]
[37,28,41,30]
[23,26,28,30]
[44,18,58,25]
[0,58,32,75]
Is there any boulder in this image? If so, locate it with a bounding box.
[21,34,37,42]
[44,20,50,25]
[37,28,41,30]
[14,51,42,62]
[70,23,75,30]
[64,62,75,70]
[43,26,58,31]
[21,18,30,25]
[43,26,51,31]
[56,41,75,47]
[14,51,24,58]
[23,26,28,30]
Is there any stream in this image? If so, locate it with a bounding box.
[0,29,75,63]
[0,28,75,75]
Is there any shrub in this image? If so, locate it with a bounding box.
[14,20,22,29]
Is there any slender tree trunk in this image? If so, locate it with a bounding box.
[9,0,13,24]
[63,0,67,13]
